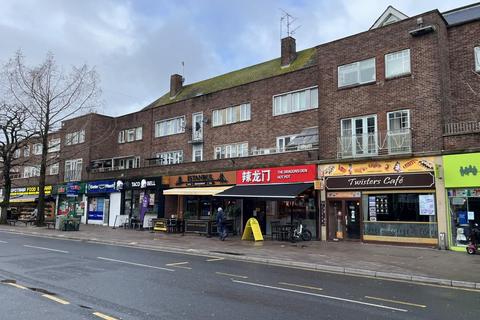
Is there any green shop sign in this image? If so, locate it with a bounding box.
[443,153,480,188]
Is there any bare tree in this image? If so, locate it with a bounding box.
[5,51,100,226]
[0,103,35,224]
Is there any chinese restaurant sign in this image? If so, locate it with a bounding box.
[325,173,435,190]
[319,157,435,177]
[443,153,480,188]
[237,165,317,185]
[170,171,236,187]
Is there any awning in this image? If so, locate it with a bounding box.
[163,186,233,196]
[214,183,313,199]
[9,195,38,203]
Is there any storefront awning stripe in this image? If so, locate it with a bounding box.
[9,195,38,203]
[163,186,233,196]
[214,183,313,199]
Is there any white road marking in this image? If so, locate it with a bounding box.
[216,272,248,279]
[42,294,70,305]
[365,296,427,308]
[279,282,323,291]
[93,312,118,320]
[97,257,175,272]
[166,262,192,269]
[23,245,69,253]
[232,279,408,312]
[206,257,224,262]
[0,240,8,243]
[5,282,27,290]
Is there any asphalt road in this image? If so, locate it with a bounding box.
[0,231,478,320]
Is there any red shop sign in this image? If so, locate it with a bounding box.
[237,165,317,185]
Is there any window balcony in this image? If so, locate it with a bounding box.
[89,156,140,173]
[444,121,480,136]
[338,129,412,158]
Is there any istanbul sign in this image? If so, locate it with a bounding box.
[325,173,435,190]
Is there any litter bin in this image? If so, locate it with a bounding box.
[55,215,64,230]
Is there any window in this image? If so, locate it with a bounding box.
[273,87,318,116]
[387,110,410,132]
[475,46,480,72]
[155,116,185,137]
[156,150,184,165]
[48,138,61,153]
[48,163,59,175]
[214,142,248,159]
[33,143,43,155]
[65,130,85,145]
[340,115,377,157]
[387,110,411,154]
[23,166,40,178]
[118,127,142,143]
[212,103,251,127]
[192,144,203,162]
[23,146,30,157]
[385,49,411,78]
[113,156,140,170]
[13,149,21,159]
[338,58,376,88]
[64,159,83,182]
[276,135,297,152]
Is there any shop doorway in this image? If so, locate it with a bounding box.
[243,199,267,234]
[327,199,361,241]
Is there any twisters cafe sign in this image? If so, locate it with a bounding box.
[320,158,436,190]
[170,171,236,187]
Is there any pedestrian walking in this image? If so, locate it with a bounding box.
[216,207,226,241]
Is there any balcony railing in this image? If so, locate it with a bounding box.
[444,121,480,136]
[250,143,318,156]
[338,129,412,159]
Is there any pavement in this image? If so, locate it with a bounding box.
[1,223,479,289]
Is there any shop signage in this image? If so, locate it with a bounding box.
[237,165,316,185]
[67,182,82,197]
[319,157,435,177]
[87,180,116,193]
[327,191,361,198]
[170,171,236,187]
[325,173,435,190]
[11,185,52,196]
[126,177,162,189]
[443,153,480,188]
[54,183,85,195]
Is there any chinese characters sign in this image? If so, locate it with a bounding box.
[237,165,316,185]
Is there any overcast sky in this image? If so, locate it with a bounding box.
[0,0,474,116]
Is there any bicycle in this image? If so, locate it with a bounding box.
[288,221,312,243]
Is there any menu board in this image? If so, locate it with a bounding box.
[375,195,389,215]
[419,194,435,216]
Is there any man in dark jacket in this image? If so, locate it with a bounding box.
[216,207,226,241]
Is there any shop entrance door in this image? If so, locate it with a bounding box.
[327,199,361,241]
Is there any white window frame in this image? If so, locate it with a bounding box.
[126,128,136,142]
[33,143,43,155]
[212,103,251,127]
[65,130,85,146]
[276,135,297,152]
[48,162,59,175]
[192,144,203,162]
[13,149,21,159]
[155,116,186,137]
[338,58,376,88]
[23,165,40,178]
[385,49,411,79]
[64,158,83,182]
[156,150,184,165]
[48,138,61,153]
[118,130,125,143]
[23,145,30,157]
[475,46,480,72]
[214,142,248,159]
[340,115,378,157]
[387,110,410,132]
[135,127,143,141]
[272,87,318,116]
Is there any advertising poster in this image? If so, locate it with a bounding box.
[88,197,104,220]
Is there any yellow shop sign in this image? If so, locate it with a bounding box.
[10,185,52,196]
[319,157,435,177]
[443,153,480,188]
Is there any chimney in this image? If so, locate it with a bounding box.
[170,74,184,98]
[281,36,297,67]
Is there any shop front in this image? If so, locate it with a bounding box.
[320,157,438,245]
[85,180,120,226]
[120,177,166,227]
[444,152,480,251]
[54,183,86,222]
[163,171,236,234]
[215,164,319,238]
[9,185,55,221]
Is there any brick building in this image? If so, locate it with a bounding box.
[2,4,479,248]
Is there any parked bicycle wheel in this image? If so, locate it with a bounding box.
[301,229,312,241]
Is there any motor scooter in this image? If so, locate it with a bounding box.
[466,223,480,255]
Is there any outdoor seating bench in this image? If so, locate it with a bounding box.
[6,219,17,226]
[45,221,55,229]
[17,219,35,227]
